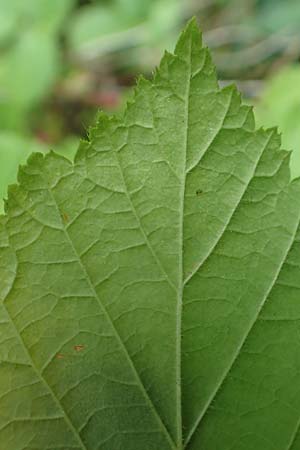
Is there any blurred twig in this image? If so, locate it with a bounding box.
[212,29,300,73]
[204,25,261,48]
[69,24,148,64]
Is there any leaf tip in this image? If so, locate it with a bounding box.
[175,16,202,56]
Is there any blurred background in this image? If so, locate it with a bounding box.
[1,0,300,211]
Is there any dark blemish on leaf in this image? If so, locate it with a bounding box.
[74,345,85,352]
[56,353,64,359]
[196,189,203,196]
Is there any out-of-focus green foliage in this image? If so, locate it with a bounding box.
[68,0,181,64]
[256,66,300,178]
[0,0,75,130]
[253,0,300,32]
[0,0,78,211]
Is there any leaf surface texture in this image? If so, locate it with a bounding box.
[1,20,300,450]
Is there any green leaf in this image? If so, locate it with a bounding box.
[0,29,59,129]
[2,19,300,450]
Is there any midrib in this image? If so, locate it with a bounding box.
[176,36,193,449]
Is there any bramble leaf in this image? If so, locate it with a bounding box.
[1,19,300,450]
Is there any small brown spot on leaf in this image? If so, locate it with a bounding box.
[56,353,64,359]
[62,212,69,223]
[74,345,85,352]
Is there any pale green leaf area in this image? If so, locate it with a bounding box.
[256,65,300,179]
[1,20,300,450]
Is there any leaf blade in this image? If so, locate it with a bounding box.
[2,19,300,450]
